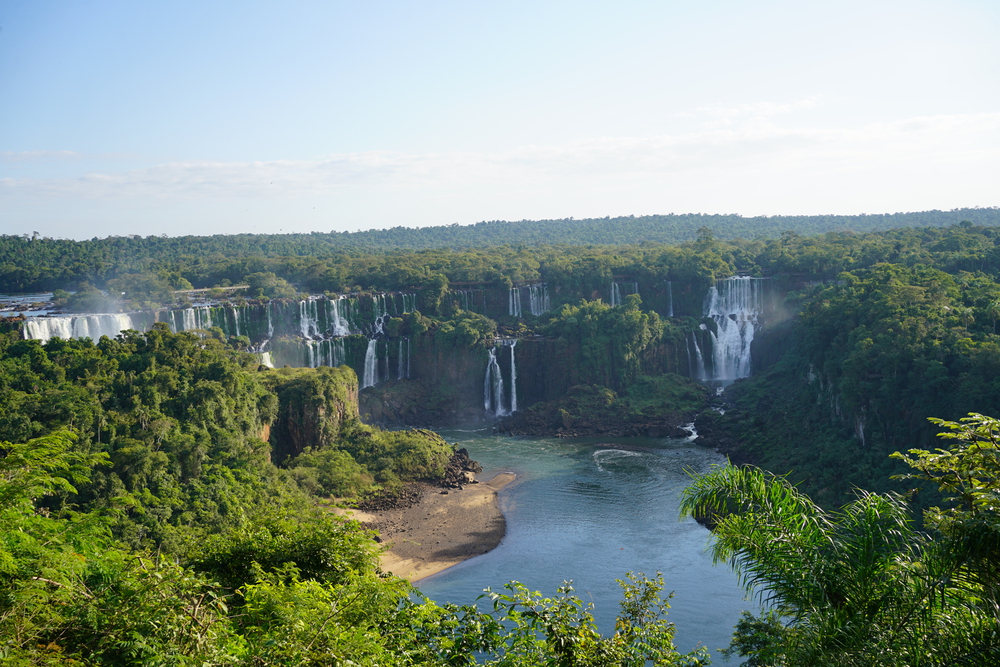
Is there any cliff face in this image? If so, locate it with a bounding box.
[265,365,360,462]
[357,335,694,427]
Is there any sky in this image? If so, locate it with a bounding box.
[1,0,998,240]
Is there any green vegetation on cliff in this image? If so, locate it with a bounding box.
[705,260,1000,509]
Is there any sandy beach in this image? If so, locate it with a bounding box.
[339,472,516,583]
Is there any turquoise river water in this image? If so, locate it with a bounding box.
[416,429,753,662]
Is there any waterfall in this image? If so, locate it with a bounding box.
[259,352,275,368]
[509,339,518,413]
[527,284,550,316]
[610,282,622,307]
[667,281,674,317]
[509,288,522,317]
[305,338,346,368]
[398,340,405,379]
[703,277,766,381]
[407,338,411,379]
[484,346,507,416]
[326,296,351,336]
[24,313,137,343]
[402,293,416,314]
[373,294,387,321]
[228,306,242,337]
[484,340,519,417]
[299,299,323,339]
[362,339,379,389]
[688,330,707,380]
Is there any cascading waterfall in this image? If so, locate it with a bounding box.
[610,282,622,307]
[526,284,550,316]
[362,339,379,389]
[259,352,275,368]
[373,294,387,321]
[22,290,417,381]
[702,276,766,381]
[228,306,242,336]
[23,313,137,343]
[299,299,322,338]
[484,340,518,417]
[667,281,674,317]
[687,330,707,380]
[305,338,346,368]
[508,339,518,413]
[328,297,350,336]
[484,346,507,416]
[509,288,522,317]
[509,285,550,317]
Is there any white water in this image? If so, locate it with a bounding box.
[329,297,351,336]
[362,339,379,388]
[667,281,674,317]
[305,338,346,368]
[610,282,622,307]
[509,339,518,413]
[701,276,767,381]
[259,352,275,368]
[688,330,707,380]
[508,288,521,318]
[24,314,137,342]
[526,284,550,316]
[299,299,321,339]
[484,341,519,417]
[483,346,507,416]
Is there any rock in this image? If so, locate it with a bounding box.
[440,448,484,488]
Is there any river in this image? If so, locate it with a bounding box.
[417,428,752,662]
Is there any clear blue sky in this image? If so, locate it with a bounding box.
[2,0,998,239]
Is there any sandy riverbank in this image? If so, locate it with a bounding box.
[338,472,516,583]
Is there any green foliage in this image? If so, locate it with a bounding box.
[184,509,381,591]
[473,574,709,666]
[681,428,1000,666]
[542,296,666,389]
[287,447,373,497]
[433,310,498,348]
[514,375,706,436]
[107,272,176,310]
[245,271,297,299]
[338,422,453,490]
[62,281,120,313]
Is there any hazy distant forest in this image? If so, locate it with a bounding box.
[2,209,999,665]
[2,207,999,293]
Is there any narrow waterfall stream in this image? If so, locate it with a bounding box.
[508,340,517,414]
[484,341,518,417]
[362,339,379,389]
[483,346,507,416]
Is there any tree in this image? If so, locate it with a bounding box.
[680,435,1000,666]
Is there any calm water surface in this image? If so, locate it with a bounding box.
[417,429,752,662]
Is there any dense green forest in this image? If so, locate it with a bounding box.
[3,207,999,295]
[0,326,714,665]
[5,218,1000,663]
